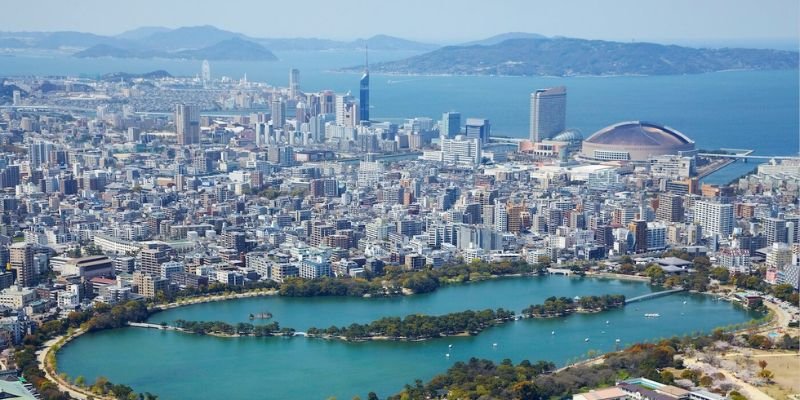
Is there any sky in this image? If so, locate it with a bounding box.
[3,0,799,45]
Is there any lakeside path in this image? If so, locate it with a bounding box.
[151,289,278,311]
[36,329,114,400]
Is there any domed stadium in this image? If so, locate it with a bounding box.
[579,121,694,162]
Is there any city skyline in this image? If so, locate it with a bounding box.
[1,0,798,46]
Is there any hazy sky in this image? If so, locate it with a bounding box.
[4,0,799,44]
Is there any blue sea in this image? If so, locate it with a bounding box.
[1,49,797,183]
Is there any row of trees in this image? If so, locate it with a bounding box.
[307,308,516,341]
[387,338,688,399]
[162,280,279,304]
[277,260,544,299]
[172,319,288,336]
[522,294,625,318]
[279,277,382,297]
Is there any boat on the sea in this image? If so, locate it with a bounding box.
[644,313,660,318]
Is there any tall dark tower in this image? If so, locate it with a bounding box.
[359,46,370,123]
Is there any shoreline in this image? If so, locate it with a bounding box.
[37,328,115,400]
[584,272,651,282]
[151,288,278,312]
[151,272,649,315]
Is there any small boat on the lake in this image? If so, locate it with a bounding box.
[644,313,660,318]
[249,312,273,320]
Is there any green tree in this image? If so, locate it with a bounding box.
[645,265,665,284]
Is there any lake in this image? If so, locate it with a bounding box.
[57,276,761,399]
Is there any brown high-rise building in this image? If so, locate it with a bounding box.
[507,203,529,234]
[139,245,169,276]
[9,243,36,287]
[628,220,648,253]
[656,193,684,223]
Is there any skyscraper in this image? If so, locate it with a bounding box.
[441,112,461,139]
[10,242,36,287]
[359,47,370,123]
[289,68,300,99]
[175,104,200,146]
[763,217,787,246]
[320,90,336,114]
[271,97,286,130]
[201,60,211,86]
[255,122,267,147]
[465,118,490,144]
[530,86,567,142]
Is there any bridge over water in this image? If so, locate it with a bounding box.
[625,288,685,304]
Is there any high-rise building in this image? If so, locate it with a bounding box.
[201,60,211,86]
[441,136,481,165]
[139,245,169,276]
[656,193,684,223]
[320,90,335,114]
[175,104,200,145]
[494,201,508,232]
[255,122,267,147]
[9,243,36,287]
[12,90,21,106]
[289,68,300,99]
[465,118,490,144]
[529,86,567,142]
[359,48,370,123]
[440,112,461,139]
[693,201,734,237]
[629,220,648,253]
[763,217,787,246]
[271,97,286,130]
[29,140,53,168]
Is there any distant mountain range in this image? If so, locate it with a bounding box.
[353,37,799,76]
[0,25,439,61]
[74,38,279,61]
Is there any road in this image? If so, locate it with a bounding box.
[35,331,113,400]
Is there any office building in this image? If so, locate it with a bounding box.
[440,112,461,139]
[628,220,648,253]
[289,68,300,99]
[360,50,369,122]
[763,217,787,246]
[201,60,211,86]
[175,104,200,145]
[441,135,481,166]
[464,118,490,144]
[271,97,286,129]
[530,86,566,142]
